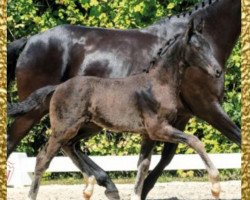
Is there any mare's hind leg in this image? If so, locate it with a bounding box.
[146,122,220,199]
[73,145,120,200]
[28,136,62,200]
[62,143,95,200]
[7,107,47,157]
[62,142,120,200]
[131,138,155,200]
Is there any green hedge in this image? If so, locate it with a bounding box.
[7,0,240,156]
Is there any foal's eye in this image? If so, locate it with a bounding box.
[191,41,201,49]
[190,37,201,49]
[194,43,201,49]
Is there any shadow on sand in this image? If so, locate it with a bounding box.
[148,198,241,200]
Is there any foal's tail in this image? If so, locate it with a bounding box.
[7,37,28,88]
[8,85,57,117]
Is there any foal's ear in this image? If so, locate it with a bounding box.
[196,18,205,33]
[184,19,194,44]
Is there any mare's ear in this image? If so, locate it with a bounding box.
[184,19,194,44]
[196,18,205,33]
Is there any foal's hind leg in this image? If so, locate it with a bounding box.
[146,123,220,198]
[131,138,155,200]
[28,121,83,200]
[28,136,61,200]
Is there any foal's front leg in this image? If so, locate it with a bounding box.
[146,122,221,198]
[141,115,190,200]
[131,138,155,200]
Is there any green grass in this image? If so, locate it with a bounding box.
[41,169,241,185]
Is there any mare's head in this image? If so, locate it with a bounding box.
[160,18,222,78]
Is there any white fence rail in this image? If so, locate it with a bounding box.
[7,152,241,187]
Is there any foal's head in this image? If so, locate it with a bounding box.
[159,18,222,78]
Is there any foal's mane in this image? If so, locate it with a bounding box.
[153,0,219,25]
[144,34,180,73]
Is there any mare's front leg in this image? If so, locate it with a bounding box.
[194,102,241,147]
[131,138,155,200]
[145,119,221,199]
[62,141,120,200]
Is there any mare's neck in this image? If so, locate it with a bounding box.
[144,0,240,67]
[143,0,218,38]
[193,0,241,66]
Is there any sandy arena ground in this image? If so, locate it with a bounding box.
[7,181,240,200]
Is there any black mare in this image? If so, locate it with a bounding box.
[7,0,241,199]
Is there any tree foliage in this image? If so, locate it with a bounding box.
[7,0,240,156]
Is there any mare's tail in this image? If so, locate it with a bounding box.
[7,37,28,87]
[8,85,57,117]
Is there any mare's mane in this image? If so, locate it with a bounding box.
[144,34,181,73]
[152,0,219,25]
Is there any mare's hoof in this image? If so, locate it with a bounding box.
[105,190,121,200]
[211,182,221,199]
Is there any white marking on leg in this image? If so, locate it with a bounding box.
[83,176,96,200]
[131,158,151,200]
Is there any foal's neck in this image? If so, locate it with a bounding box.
[150,40,185,87]
[150,53,185,89]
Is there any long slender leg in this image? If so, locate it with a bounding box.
[62,141,120,200]
[73,145,120,200]
[147,123,221,198]
[28,116,84,200]
[62,143,96,200]
[141,103,241,199]
[131,138,155,200]
[28,136,62,200]
[195,102,241,147]
[141,142,178,200]
[141,115,190,200]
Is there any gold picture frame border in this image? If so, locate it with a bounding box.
[241,0,250,199]
[0,0,249,199]
[0,0,7,199]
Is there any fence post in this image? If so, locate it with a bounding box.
[7,152,32,187]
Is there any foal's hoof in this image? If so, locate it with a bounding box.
[105,190,121,200]
[83,191,92,200]
[211,183,221,199]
